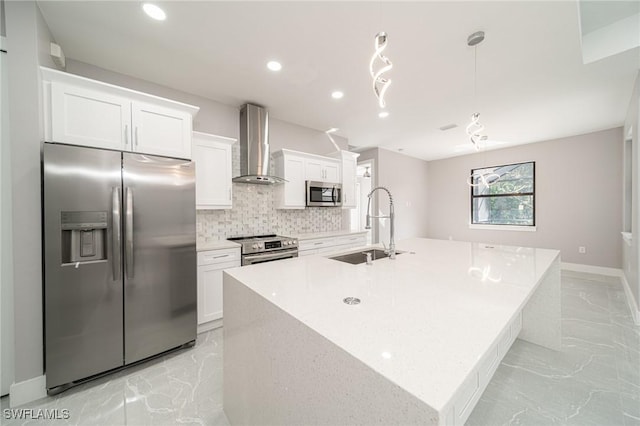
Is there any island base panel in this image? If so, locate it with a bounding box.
[520,256,562,351]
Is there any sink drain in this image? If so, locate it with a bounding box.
[343,297,361,305]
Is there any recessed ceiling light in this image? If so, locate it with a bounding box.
[331,91,344,99]
[142,3,166,21]
[267,61,282,71]
[378,111,389,118]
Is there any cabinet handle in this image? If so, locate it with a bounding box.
[314,242,323,246]
[229,188,231,201]
[124,125,129,145]
[135,127,139,146]
[212,254,229,259]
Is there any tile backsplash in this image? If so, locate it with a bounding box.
[197,184,342,243]
[196,143,342,244]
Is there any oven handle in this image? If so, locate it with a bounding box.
[243,250,298,265]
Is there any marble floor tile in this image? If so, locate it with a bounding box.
[1,330,229,426]
[467,271,638,426]
[2,271,637,425]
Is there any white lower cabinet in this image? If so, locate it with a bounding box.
[298,233,368,257]
[197,247,240,331]
[446,311,523,426]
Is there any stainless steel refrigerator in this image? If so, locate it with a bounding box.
[43,142,196,393]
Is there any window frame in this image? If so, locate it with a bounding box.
[469,161,536,228]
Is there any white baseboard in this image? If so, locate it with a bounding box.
[621,274,640,326]
[561,262,623,277]
[197,318,223,334]
[9,375,46,407]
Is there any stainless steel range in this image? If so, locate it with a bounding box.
[228,234,298,266]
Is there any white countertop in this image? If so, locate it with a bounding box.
[225,238,560,412]
[289,229,368,240]
[197,240,241,252]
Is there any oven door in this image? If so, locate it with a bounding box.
[242,250,299,266]
[306,181,342,207]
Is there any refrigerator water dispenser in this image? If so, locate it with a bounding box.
[61,211,108,263]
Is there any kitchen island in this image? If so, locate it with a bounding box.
[223,238,561,426]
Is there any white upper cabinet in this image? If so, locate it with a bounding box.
[274,150,306,209]
[305,157,340,183]
[51,82,131,151]
[192,132,235,210]
[132,102,192,159]
[42,67,199,159]
[333,151,359,209]
[274,149,354,209]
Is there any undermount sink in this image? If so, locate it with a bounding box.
[329,249,401,265]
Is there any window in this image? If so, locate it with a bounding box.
[470,161,535,226]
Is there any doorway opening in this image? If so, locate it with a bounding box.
[350,160,374,245]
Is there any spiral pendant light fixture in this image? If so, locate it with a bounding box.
[465,30,500,188]
[369,32,393,109]
[466,31,488,150]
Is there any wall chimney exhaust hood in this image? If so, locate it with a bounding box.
[233,103,285,184]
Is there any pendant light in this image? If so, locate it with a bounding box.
[369,32,393,110]
[466,31,487,150]
[465,30,499,188]
[363,166,371,178]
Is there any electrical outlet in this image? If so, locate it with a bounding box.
[578,246,586,254]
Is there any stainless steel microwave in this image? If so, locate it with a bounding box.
[306,181,342,207]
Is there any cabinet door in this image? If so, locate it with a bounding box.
[132,101,192,159]
[193,135,233,209]
[305,159,324,181]
[51,82,130,151]
[197,261,238,324]
[283,156,306,208]
[324,161,341,183]
[341,156,357,208]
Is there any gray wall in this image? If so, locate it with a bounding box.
[355,148,429,244]
[0,0,5,37]
[378,148,429,241]
[623,71,639,312]
[426,127,623,268]
[5,0,60,384]
[0,0,12,395]
[269,120,347,155]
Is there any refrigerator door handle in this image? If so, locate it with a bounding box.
[125,187,134,279]
[112,187,122,281]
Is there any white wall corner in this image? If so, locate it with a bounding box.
[561,262,623,277]
[621,275,640,326]
[9,375,47,407]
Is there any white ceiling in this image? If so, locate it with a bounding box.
[37,1,640,161]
